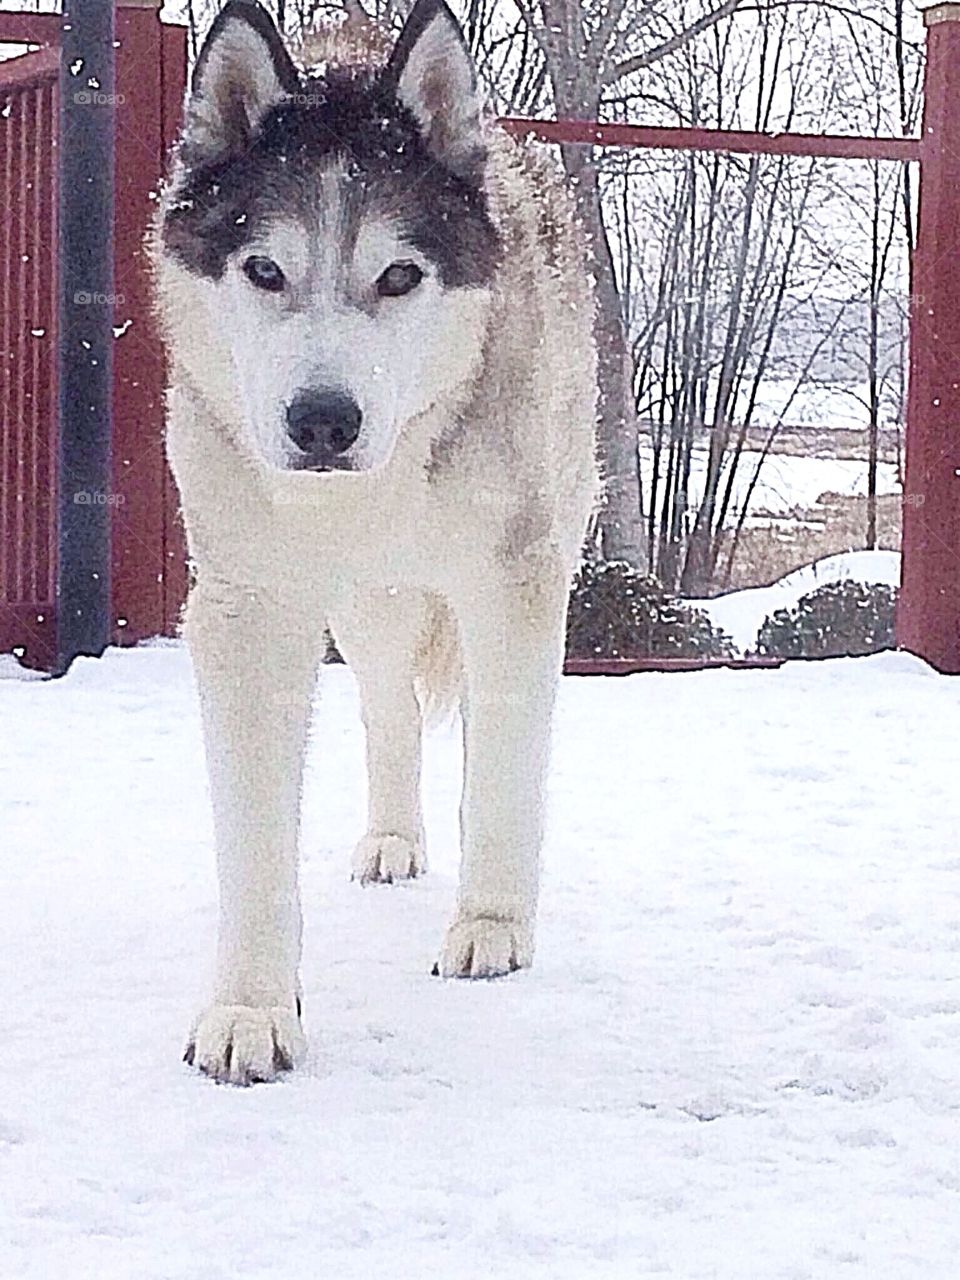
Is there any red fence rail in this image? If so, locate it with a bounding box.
[500,117,922,164]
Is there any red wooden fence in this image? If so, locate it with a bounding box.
[0,0,187,668]
[0,46,59,664]
[1,3,958,672]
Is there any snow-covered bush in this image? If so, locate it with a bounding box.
[566,559,736,660]
[754,579,897,659]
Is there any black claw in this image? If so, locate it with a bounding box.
[183,1042,195,1066]
[430,961,440,977]
[272,1028,293,1073]
[295,995,302,1021]
[223,1037,233,1076]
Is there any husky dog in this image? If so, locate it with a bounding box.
[153,0,598,1084]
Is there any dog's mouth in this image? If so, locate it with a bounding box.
[288,452,356,475]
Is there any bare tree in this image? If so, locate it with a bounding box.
[602,0,921,590]
[451,1,773,568]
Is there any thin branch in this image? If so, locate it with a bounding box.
[606,0,745,86]
[738,1,921,47]
[607,0,920,89]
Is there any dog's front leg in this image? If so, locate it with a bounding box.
[183,581,320,1084]
[438,566,569,978]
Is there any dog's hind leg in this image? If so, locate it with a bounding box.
[436,561,570,979]
[182,580,321,1084]
[329,591,426,885]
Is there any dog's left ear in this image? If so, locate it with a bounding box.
[382,0,485,182]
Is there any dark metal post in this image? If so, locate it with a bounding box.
[55,0,116,673]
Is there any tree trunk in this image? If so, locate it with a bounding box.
[550,95,644,566]
[571,157,645,565]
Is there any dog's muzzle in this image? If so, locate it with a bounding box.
[286,390,361,472]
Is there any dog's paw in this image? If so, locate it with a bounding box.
[352,833,425,885]
[433,914,533,979]
[183,1003,306,1086]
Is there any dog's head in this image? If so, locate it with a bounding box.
[161,0,499,473]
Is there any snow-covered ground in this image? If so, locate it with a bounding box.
[692,549,902,652]
[637,380,905,529]
[2,645,959,1279]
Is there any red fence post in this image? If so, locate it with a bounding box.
[110,0,187,646]
[900,4,960,672]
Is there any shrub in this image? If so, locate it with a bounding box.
[755,578,897,659]
[565,558,736,661]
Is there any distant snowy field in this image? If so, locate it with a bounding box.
[2,645,959,1279]
[638,380,904,526]
[738,380,900,436]
[638,445,900,526]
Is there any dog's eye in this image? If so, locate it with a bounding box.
[377,261,423,298]
[243,255,286,293]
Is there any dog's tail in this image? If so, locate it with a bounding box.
[413,594,462,725]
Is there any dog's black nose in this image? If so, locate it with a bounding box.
[286,390,362,467]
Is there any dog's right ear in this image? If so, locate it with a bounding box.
[182,0,300,165]
[382,0,485,182]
